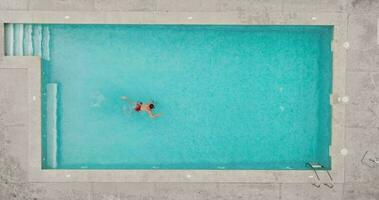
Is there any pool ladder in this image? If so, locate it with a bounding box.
[307,162,334,188]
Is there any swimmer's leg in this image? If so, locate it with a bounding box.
[122,105,134,115]
[121,96,135,105]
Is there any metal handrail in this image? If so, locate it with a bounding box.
[361,151,379,168]
[307,162,334,189]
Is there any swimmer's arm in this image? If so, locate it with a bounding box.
[147,110,161,118]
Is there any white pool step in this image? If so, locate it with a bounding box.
[46,83,58,168]
[42,26,50,60]
[23,24,33,56]
[33,25,42,57]
[4,23,50,60]
[4,24,14,56]
[14,24,24,56]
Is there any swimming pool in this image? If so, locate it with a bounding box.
[5,24,332,170]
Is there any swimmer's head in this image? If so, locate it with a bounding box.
[149,104,155,110]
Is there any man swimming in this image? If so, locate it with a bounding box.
[121,96,161,119]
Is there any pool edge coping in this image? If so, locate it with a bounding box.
[0,11,347,183]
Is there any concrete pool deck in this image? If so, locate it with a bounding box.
[0,0,379,199]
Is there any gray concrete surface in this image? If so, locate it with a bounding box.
[1,0,379,199]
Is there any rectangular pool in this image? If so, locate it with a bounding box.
[5,24,333,170]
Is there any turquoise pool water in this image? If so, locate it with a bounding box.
[5,24,333,170]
